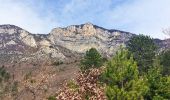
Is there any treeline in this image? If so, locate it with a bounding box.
[55,35,170,100]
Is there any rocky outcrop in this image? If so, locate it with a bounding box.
[0,24,37,53]
[0,24,80,64]
[1,23,168,65]
[19,30,37,47]
[48,23,134,57]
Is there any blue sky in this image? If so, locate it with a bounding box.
[0,0,170,39]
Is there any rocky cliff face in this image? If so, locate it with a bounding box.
[0,25,36,52]
[48,23,134,57]
[0,25,67,64]
[0,23,166,65]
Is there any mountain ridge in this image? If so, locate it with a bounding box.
[0,23,168,65]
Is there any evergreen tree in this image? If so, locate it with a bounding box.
[80,48,103,71]
[159,50,170,75]
[102,48,148,100]
[127,34,157,73]
[145,59,170,100]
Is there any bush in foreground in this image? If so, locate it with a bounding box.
[56,68,106,100]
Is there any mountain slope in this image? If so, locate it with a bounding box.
[0,23,169,99]
[0,25,77,65]
[1,23,169,65]
[0,23,136,65]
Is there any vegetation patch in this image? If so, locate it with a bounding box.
[56,42,170,100]
[24,71,32,80]
[52,61,64,66]
[47,95,56,100]
[0,65,10,82]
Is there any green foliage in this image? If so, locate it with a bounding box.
[0,65,10,82]
[11,81,18,92]
[67,80,79,91]
[55,46,170,100]
[127,35,157,73]
[11,81,18,96]
[47,95,56,100]
[145,59,170,100]
[52,61,64,66]
[24,71,32,80]
[102,48,148,100]
[80,48,103,71]
[159,50,170,75]
[30,79,36,83]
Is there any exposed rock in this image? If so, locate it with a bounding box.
[82,22,96,35]
[19,30,37,47]
[39,39,51,47]
[6,40,17,45]
[48,23,134,57]
[0,23,168,64]
[0,24,22,34]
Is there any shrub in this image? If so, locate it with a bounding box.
[24,71,32,80]
[52,61,64,66]
[11,81,18,95]
[47,96,56,100]
[0,65,10,82]
[30,79,36,83]
[56,68,106,100]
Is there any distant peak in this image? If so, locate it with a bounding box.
[84,22,93,26]
[0,24,22,30]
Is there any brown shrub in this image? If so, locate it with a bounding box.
[56,67,106,100]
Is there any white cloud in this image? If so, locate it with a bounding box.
[0,0,170,39]
[0,0,59,34]
[59,0,170,39]
[105,0,170,39]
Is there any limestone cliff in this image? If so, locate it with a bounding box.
[48,23,134,57]
[0,23,166,64]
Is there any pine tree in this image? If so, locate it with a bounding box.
[127,35,157,73]
[102,48,148,100]
[159,50,170,75]
[80,48,103,71]
[145,59,170,100]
